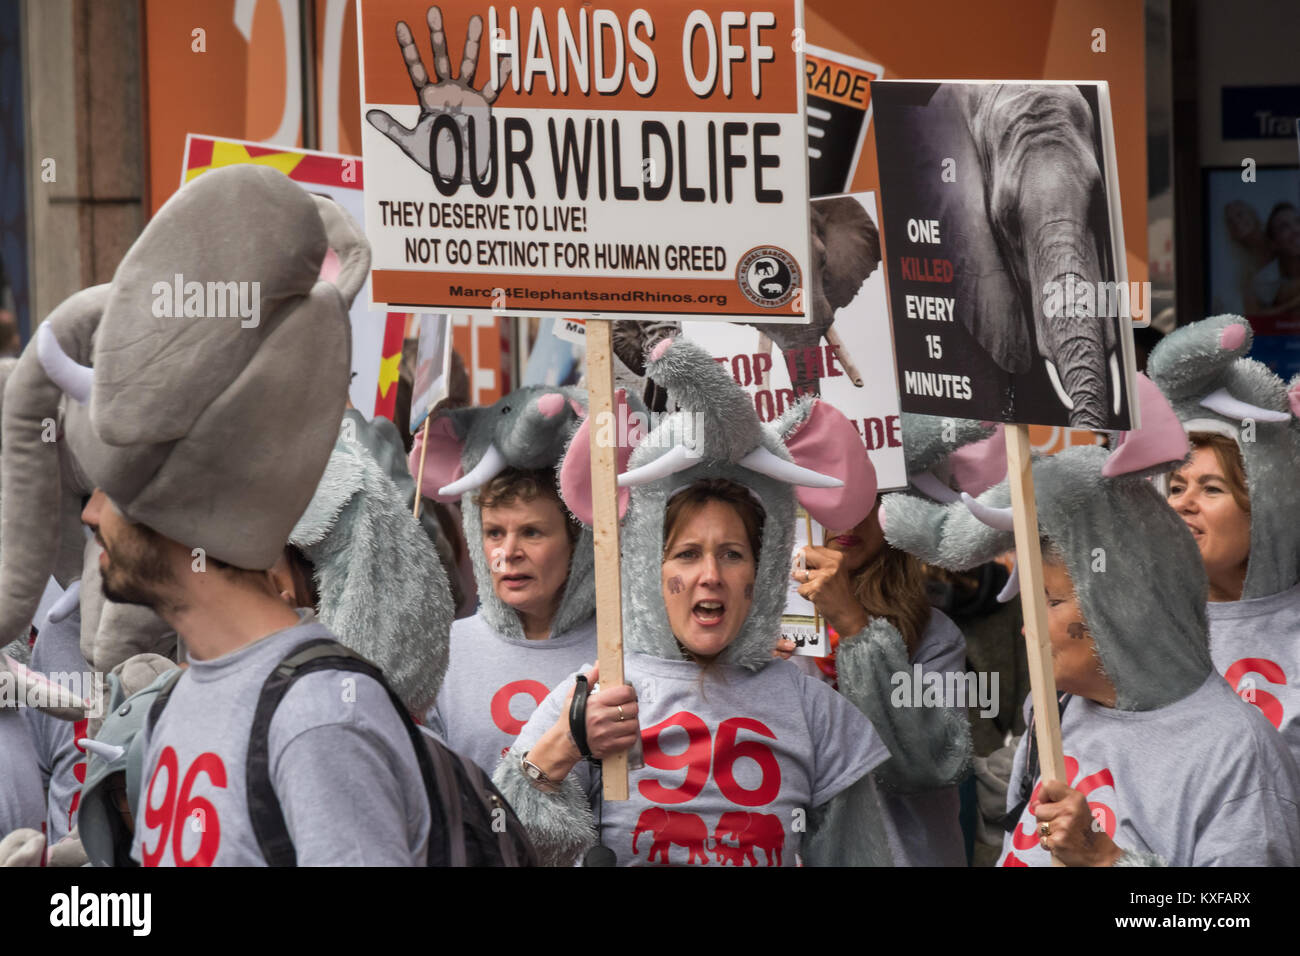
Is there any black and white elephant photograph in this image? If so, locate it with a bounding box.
[873,80,1135,430]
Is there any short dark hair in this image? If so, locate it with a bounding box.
[662,478,765,559]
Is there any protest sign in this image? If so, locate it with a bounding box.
[182,134,409,420]
[782,508,829,658]
[686,191,906,491]
[871,80,1139,432]
[357,0,812,322]
[804,45,882,198]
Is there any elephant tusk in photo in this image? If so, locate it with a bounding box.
[439,442,507,497]
[1044,359,1075,411]
[825,328,864,387]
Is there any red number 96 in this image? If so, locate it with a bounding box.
[142,747,227,867]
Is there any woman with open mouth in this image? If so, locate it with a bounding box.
[491,336,968,866]
[1148,315,1300,767]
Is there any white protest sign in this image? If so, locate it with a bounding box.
[357,0,812,323]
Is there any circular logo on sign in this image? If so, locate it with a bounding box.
[737,247,801,309]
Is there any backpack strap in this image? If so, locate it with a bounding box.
[246,638,441,867]
[145,667,186,729]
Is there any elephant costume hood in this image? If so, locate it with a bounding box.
[557,336,877,672]
[901,412,1003,504]
[0,164,365,716]
[409,385,595,638]
[290,434,453,714]
[882,376,1213,711]
[1146,315,1300,599]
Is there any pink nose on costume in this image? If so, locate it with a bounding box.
[536,392,566,418]
[1219,323,1247,352]
[650,338,674,362]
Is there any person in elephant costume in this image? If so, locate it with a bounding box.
[881,374,1300,865]
[492,336,970,866]
[1146,314,1300,765]
[0,164,442,866]
[412,384,605,775]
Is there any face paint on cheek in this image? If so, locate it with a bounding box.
[667,575,684,595]
[1067,622,1087,640]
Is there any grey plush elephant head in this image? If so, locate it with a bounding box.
[291,435,454,714]
[746,196,881,394]
[0,165,368,715]
[900,412,1003,504]
[882,375,1212,711]
[937,84,1121,427]
[557,336,877,671]
[410,384,595,638]
[1146,314,1300,598]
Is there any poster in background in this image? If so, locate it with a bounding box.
[782,507,829,658]
[1204,165,1300,379]
[409,314,453,431]
[685,192,906,491]
[872,80,1137,430]
[357,0,812,322]
[804,44,881,198]
[182,134,411,420]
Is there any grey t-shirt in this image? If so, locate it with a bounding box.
[1207,582,1300,767]
[0,706,45,837]
[427,611,597,775]
[1000,673,1300,866]
[131,613,430,866]
[878,609,968,867]
[23,606,90,843]
[516,652,890,866]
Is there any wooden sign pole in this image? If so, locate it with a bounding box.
[412,415,432,519]
[584,319,629,800]
[1004,424,1067,867]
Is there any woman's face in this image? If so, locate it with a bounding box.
[661,499,758,662]
[1040,559,1112,703]
[1225,200,1260,243]
[824,496,886,575]
[1167,446,1251,584]
[481,494,574,628]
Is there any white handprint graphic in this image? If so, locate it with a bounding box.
[366,6,511,182]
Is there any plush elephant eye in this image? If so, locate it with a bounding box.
[500,405,512,415]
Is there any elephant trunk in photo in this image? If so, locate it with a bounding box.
[965,85,1114,428]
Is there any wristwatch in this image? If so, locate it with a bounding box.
[521,752,560,793]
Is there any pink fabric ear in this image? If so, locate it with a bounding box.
[783,401,876,530]
[948,425,1007,496]
[1219,322,1247,352]
[319,247,342,284]
[560,388,640,525]
[409,415,467,502]
[1102,373,1189,477]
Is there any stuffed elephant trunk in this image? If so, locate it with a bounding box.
[0,289,106,646]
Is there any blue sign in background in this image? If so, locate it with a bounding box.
[1223,85,1300,140]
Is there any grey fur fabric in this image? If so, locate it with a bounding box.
[492,742,595,866]
[442,386,596,639]
[1115,849,1167,867]
[290,436,452,714]
[901,412,995,477]
[836,618,972,791]
[803,773,895,866]
[882,445,1213,711]
[1146,314,1300,598]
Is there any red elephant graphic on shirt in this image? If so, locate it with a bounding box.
[631,809,710,864]
[711,811,785,866]
[1002,754,1117,866]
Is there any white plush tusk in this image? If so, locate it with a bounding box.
[961,492,1016,531]
[908,471,960,503]
[79,738,126,763]
[438,443,507,497]
[1199,387,1290,423]
[617,445,696,488]
[36,323,93,404]
[4,655,87,712]
[997,560,1020,603]
[1044,359,1074,411]
[739,446,843,489]
[47,580,82,624]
